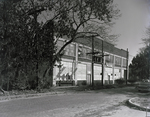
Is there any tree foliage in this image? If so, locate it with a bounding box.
[129,53,148,80]
[129,26,150,80]
[46,0,120,57]
[0,0,55,90]
[0,0,120,90]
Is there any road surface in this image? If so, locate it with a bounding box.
[0,87,149,117]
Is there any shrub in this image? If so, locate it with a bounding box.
[95,82,101,86]
[28,76,38,90]
[92,82,102,89]
[82,81,87,85]
[127,79,137,84]
[115,78,125,85]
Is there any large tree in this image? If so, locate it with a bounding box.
[0,0,120,89]
[0,0,54,90]
[129,52,148,80]
[0,0,20,90]
[39,0,120,86]
[129,26,150,80]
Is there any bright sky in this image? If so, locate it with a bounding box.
[112,0,150,63]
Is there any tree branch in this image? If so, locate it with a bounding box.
[51,3,78,21]
[75,31,99,38]
[72,9,78,27]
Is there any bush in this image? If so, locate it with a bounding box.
[95,82,101,86]
[81,81,87,85]
[115,78,125,85]
[127,79,137,84]
[28,76,38,90]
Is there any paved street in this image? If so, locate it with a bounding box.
[0,87,149,117]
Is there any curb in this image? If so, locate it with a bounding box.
[127,98,150,112]
[0,91,67,102]
[0,86,79,102]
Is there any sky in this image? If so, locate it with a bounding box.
[112,0,150,63]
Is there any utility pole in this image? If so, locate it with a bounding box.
[91,36,94,88]
[126,48,129,85]
[101,40,109,86]
[101,40,104,87]
[86,37,108,87]
[86,36,96,88]
[148,46,150,80]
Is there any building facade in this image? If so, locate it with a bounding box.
[53,36,128,86]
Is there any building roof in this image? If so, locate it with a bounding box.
[74,36,128,58]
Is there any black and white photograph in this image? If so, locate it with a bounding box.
[0,0,150,117]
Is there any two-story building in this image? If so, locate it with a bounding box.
[53,36,128,86]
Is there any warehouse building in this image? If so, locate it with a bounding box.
[53,36,128,86]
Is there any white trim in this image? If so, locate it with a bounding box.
[61,58,74,62]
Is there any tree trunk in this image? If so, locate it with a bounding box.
[0,87,5,94]
[41,20,55,87]
[49,67,53,87]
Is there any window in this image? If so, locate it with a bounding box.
[105,56,110,63]
[86,48,92,59]
[115,56,121,66]
[105,55,114,63]
[69,44,75,56]
[56,61,73,81]
[78,46,87,58]
[64,44,75,56]
[123,59,127,67]
[64,45,70,55]
[78,46,83,57]
[82,47,87,58]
